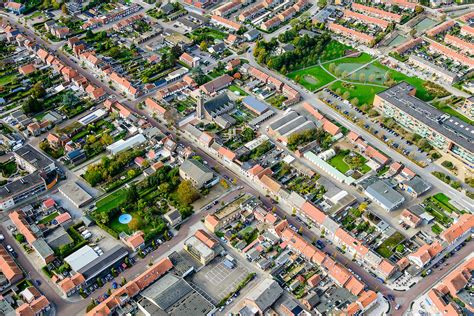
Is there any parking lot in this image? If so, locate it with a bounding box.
[320,89,430,164]
[190,256,251,302]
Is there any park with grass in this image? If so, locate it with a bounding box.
[287,40,448,105]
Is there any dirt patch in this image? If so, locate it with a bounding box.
[303,75,319,85]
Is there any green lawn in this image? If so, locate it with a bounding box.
[328,152,351,173]
[328,151,371,174]
[191,27,226,40]
[376,232,405,258]
[319,40,352,62]
[228,85,248,96]
[38,211,59,225]
[329,81,386,105]
[0,73,17,86]
[431,193,461,214]
[288,65,335,91]
[95,189,128,213]
[0,161,17,177]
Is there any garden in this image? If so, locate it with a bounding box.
[423,193,463,228]
[328,150,371,176]
[375,232,405,258]
[91,166,199,240]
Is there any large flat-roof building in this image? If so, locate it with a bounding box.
[365,180,405,211]
[58,182,93,208]
[374,82,474,166]
[0,145,57,210]
[138,273,214,315]
[179,159,214,188]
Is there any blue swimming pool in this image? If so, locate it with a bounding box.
[118,214,132,224]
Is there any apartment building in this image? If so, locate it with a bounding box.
[373,82,474,166]
[426,20,455,37]
[0,145,57,210]
[239,3,266,21]
[210,15,242,32]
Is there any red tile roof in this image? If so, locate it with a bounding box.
[9,211,36,245]
[429,41,474,68]
[440,214,474,244]
[194,229,218,249]
[351,2,401,22]
[426,20,455,37]
[343,9,390,29]
[328,23,374,44]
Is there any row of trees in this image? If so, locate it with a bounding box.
[287,128,332,151]
[83,149,144,186]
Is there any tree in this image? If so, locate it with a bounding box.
[396,244,405,253]
[32,82,46,99]
[62,91,79,108]
[121,277,127,286]
[15,234,25,243]
[127,169,136,178]
[100,133,113,146]
[350,97,359,107]
[86,300,97,312]
[61,3,69,14]
[176,180,200,205]
[358,202,368,212]
[199,41,208,52]
[358,73,366,83]
[98,212,109,225]
[128,218,142,231]
[126,184,139,203]
[342,91,350,100]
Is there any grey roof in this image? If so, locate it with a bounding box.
[304,292,320,307]
[180,159,213,180]
[0,299,15,316]
[409,55,457,79]
[142,274,192,310]
[404,176,431,195]
[406,204,425,216]
[365,180,405,210]
[31,238,55,259]
[269,111,299,131]
[78,245,128,281]
[15,144,54,170]
[246,279,283,312]
[58,182,93,207]
[165,209,181,221]
[377,82,473,153]
[243,96,269,114]
[214,113,236,128]
[203,93,232,113]
[45,227,73,249]
[245,29,260,38]
[211,42,225,52]
[287,191,306,209]
[176,17,198,30]
[0,172,45,200]
[140,273,213,315]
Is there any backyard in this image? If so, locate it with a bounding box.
[328,150,371,175]
[376,232,405,258]
[91,166,197,240]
